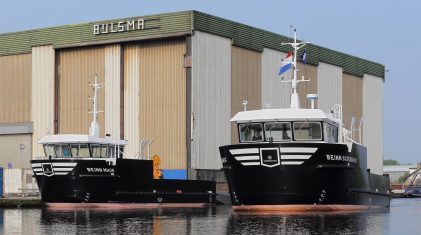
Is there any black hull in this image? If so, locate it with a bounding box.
[219,142,391,208]
[31,158,215,204]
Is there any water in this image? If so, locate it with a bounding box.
[1,198,420,234]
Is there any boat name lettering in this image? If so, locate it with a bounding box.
[326,155,357,163]
[86,168,115,173]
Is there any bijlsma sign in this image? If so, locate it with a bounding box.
[93,18,150,35]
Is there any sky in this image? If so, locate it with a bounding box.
[1,0,420,164]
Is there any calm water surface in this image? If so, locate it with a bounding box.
[1,198,420,234]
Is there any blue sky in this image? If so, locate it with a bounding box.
[1,0,420,164]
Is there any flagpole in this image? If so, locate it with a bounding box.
[281,29,309,109]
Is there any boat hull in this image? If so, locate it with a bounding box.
[31,158,216,204]
[219,142,391,208]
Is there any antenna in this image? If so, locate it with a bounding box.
[281,29,310,109]
[242,100,248,111]
[88,74,104,137]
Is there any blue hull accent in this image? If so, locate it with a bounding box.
[162,170,187,180]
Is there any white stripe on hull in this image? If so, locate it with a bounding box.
[241,162,260,166]
[229,148,259,155]
[281,155,312,160]
[31,163,42,167]
[281,161,304,165]
[235,155,260,161]
[52,162,77,167]
[52,168,74,171]
[280,147,317,153]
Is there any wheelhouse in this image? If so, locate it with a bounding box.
[37,134,127,159]
[237,120,338,143]
[232,108,340,144]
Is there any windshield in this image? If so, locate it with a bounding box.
[70,144,91,158]
[293,122,322,140]
[264,122,292,141]
[239,123,264,142]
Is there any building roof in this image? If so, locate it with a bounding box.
[37,134,128,145]
[231,108,336,123]
[0,11,384,78]
[383,165,417,173]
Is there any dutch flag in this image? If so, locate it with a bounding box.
[278,51,293,75]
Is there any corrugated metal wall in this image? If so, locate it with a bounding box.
[261,48,291,108]
[193,11,385,78]
[0,54,31,123]
[57,46,105,135]
[363,74,384,175]
[317,62,342,113]
[31,45,55,157]
[297,63,318,109]
[123,44,140,156]
[191,31,231,170]
[343,73,363,142]
[104,44,121,139]
[231,46,262,143]
[139,39,187,169]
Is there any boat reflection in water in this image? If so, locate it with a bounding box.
[0,205,395,234]
[3,199,421,234]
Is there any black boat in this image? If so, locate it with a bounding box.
[30,77,215,207]
[219,31,391,212]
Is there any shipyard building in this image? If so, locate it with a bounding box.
[0,11,385,180]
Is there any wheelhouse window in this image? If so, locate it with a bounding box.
[91,144,101,158]
[324,122,338,143]
[293,122,322,141]
[91,144,109,158]
[264,122,292,141]
[44,145,55,158]
[70,144,91,158]
[239,123,264,142]
[55,144,71,158]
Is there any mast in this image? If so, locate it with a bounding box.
[89,74,104,137]
[281,29,309,108]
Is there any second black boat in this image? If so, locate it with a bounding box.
[219,30,391,211]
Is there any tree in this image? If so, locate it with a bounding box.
[397,172,410,184]
[383,159,400,165]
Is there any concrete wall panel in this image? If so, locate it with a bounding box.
[0,134,32,169]
[261,48,291,109]
[363,74,384,174]
[317,62,342,113]
[191,31,231,170]
[31,45,55,157]
[104,44,122,139]
[123,44,140,157]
